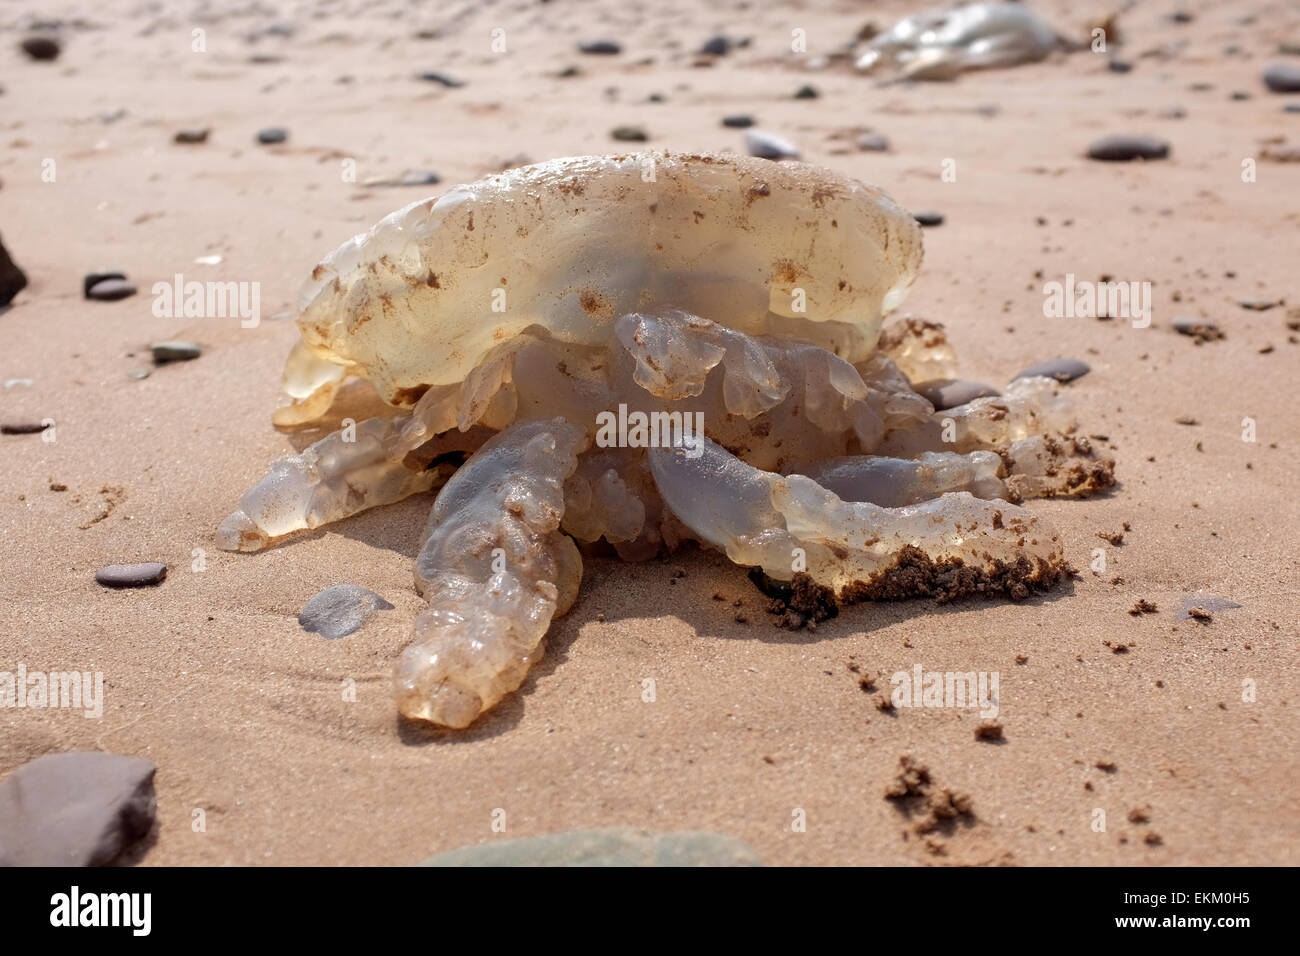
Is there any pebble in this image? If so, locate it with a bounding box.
[1011,358,1091,383]
[722,114,755,128]
[578,40,621,55]
[83,271,127,297]
[610,125,648,142]
[418,71,464,87]
[1157,105,1187,119]
[914,379,1000,409]
[1,422,50,435]
[366,169,442,188]
[0,235,28,306]
[1230,91,1251,101]
[1239,297,1279,311]
[0,752,157,866]
[1108,59,1133,74]
[20,36,60,61]
[913,211,944,227]
[1086,135,1170,161]
[298,584,394,639]
[1172,317,1224,343]
[793,84,819,99]
[95,563,167,588]
[86,278,137,301]
[256,127,288,145]
[127,368,151,380]
[700,36,731,56]
[173,128,210,144]
[744,129,799,160]
[1263,63,1300,93]
[418,828,762,867]
[152,340,202,363]
[856,131,889,151]
[1286,103,1300,113]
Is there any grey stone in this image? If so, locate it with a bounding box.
[256,127,288,145]
[914,379,1000,410]
[87,278,136,301]
[151,340,202,363]
[578,40,621,55]
[20,36,60,61]
[700,36,731,56]
[913,211,944,227]
[856,131,889,152]
[418,71,464,88]
[793,84,819,99]
[744,129,799,160]
[1108,59,1133,74]
[1087,135,1170,161]
[418,828,762,867]
[0,752,157,866]
[95,563,167,588]
[1264,63,1300,93]
[1238,297,1279,311]
[610,125,648,142]
[299,584,394,639]
[83,271,126,297]
[722,114,755,128]
[173,128,210,144]
[0,235,27,306]
[1012,358,1091,383]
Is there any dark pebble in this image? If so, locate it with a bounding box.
[83,271,126,297]
[1239,297,1278,311]
[793,84,819,99]
[913,211,944,227]
[700,36,731,56]
[20,36,60,61]
[173,128,210,144]
[1230,91,1251,101]
[1285,103,1300,113]
[578,40,621,55]
[1158,105,1187,119]
[0,235,28,306]
[611,125,648,142]
[299,584,394,639]
[95,563,167,588]
[0,752,157,866]
[913,379,1000,409]
[1012,358,1091,383]
[1,422,50,435]
[1108,60,1133,74]
[396,169,440,187]
[722,114,755,128]
[1087,135,1170,161]
[151,340,202,363]
[418,71,464,87]
[856,131,889,151]
[1264,63,1300,93]
[256,127,288,145]
[86,278,136,301]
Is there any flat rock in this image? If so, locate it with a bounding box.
[1108,59,1133,74]
[793,84,819,99]
[610,125,648,142]
[914,379,1000,409]
[20,36,60,61]
[418,71,464,87]
[299,584,394,639]
[1011,358,1090,383]
[151,340,202,363]
[856,131,889,151]
[1264,62,1300,93]
[1086,134,1170,161]
[1238,297,1279,311]
[721,114,755,128]
[913,211,944,227]
[0,235,28,306]
[83,271,127,297]
[1,422,50,435]
[95,562,167,588]
[578,39,621,55]
[256,127,288,145]
[700,36,731,56]
[744,129,799,160]
[366,169,441,188]
[418,828,762,867]
[0,752,157,866]
[173,128,210,144]
[87,278,137,301]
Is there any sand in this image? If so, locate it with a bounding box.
[1,0,1297,866]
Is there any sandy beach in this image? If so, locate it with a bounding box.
[1,0,1298,866]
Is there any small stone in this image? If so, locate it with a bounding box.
[0,235,28,306]
[151,340,202,363]
[793,84,819,99]
[856,131,889,152]
[913,211,944,227]
[418,828,762,867]
[1264,63,1300,93]
[418,71,464,87]
[1239,297,1279,311]
[1,422,50,435]
[1285,103,1300,113]
[256,127,288,145]
[298,584,394,639]
[578,39,621,55]
[83,271,127,297]
[20,36,61,61]
[0,752,157,866]
[86,278,137,301]
[1172,317,1224,343]
[95,563,167,588]
[1108,59,1133,74]
[913,379,1000,409]
[700,36,731,56]
[744,129,799,160]
[1087,135,1170,161]
[610,125,648,142]
[722,114,755,128]
[1230,91,1251,101]
[1012,358,1091,383]
[173,128,210,144]
[127,368,151,380]
[1158,105,1187,119]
